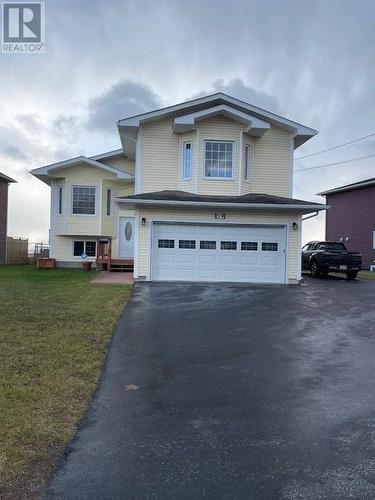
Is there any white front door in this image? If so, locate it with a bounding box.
[118,217,134,258]
[151,223,287,283]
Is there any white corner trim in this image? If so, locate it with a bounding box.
[195,128,200,194]
[135,129,141,194]
[289,134,295,197]
[133,209,140,278]
[238,131,243,195]
[296,217,303,281]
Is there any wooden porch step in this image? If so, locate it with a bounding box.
[108,259,134,272]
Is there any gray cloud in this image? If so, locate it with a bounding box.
[191,79,280,114]
[87,80,164,133]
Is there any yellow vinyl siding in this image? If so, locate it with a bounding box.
[139,116,293,198]
[52,235,97,262]
[100,156,135,175]
[137,206,302,282]
[252,127,292,197]
[141,118,179,192]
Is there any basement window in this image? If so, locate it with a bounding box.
[73,240,96,257]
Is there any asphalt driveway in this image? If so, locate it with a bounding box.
[49,276,375,499]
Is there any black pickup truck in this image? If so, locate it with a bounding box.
[302,241,362,280]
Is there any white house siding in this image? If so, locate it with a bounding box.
[136,206,302,283]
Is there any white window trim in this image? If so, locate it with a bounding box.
[72,239,97,259]
[71,185,97,217]
[203,139,236,180]
[106,188,113,217]
[244,143,252,182]
[182,141,193,181]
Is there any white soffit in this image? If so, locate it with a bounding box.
[172,105,271,136]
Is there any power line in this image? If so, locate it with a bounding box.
[294,153,375,172]
[295,132,375,160]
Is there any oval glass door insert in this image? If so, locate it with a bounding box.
[125,221,133,241]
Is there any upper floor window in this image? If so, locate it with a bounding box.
[244,144,251,181]
[57,186,63,215]
[205,141,234,178]
[106,189,112,216]
[72,186,96,215]
[183,142,192,180]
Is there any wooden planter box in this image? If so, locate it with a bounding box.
[36,258,56,269]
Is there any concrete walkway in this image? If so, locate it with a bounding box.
[91,271,134,285]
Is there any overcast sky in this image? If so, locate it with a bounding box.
[1,0,375,244]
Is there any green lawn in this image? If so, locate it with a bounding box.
[0,265,131,499]
[359,271,375,280]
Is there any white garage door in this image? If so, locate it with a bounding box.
[151,223,287,283]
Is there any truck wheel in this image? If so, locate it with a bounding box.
[346,271,358,280]
[311,261,320,278]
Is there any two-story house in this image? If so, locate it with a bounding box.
[31,93,326,284]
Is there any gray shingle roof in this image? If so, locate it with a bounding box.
[119,190,324,207]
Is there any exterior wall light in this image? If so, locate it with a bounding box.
[292,222,298,230]
[141,217,147,225]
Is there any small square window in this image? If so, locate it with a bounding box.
[221,241,237,250]
[241,242,258,251]
[158,239,174,249]
[262,242,278,251]
[200,240,216,250]
[179,240,196,249]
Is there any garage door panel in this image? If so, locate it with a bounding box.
[152,223,287,283]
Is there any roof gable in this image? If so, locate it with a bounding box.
[117,93,317,158]
[31,155,133,185]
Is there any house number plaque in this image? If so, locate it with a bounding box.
[215,213,226,220]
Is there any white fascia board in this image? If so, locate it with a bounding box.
[90,149,124,161]
[117,93,317,140]
[30,156,133,180]
[172,105,270,136]
[317,179,375,196]
[115,197,328,213]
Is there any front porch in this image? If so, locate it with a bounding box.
[96,240,134,273]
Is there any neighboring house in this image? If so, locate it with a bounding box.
[0,172,17,264]
[318,177,375,269]
[31,93,326,284]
